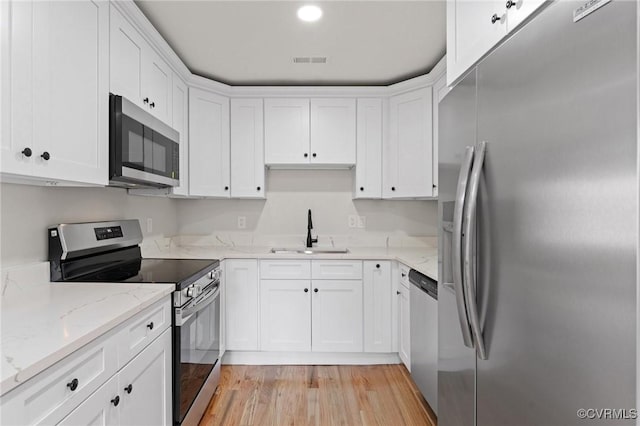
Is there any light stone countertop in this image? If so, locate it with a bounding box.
[0,263,174,396]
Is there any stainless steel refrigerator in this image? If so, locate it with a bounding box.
[438,2,637,425]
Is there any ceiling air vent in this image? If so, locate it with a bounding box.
[293,56,328,64]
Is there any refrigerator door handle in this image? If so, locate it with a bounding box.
[463,141,488,360]
[452,145,475,348]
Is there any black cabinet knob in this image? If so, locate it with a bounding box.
[257,186,261,191]
[111,396,120,406]
[67,378,79,391]
[401,273,406,277]
[21,147,32,157]
[304,288,309,293]
[491,13,501,24]
[150,102,155,108]
[124,384,133,394]
[360,187,364,191]
[376,264,380,269]
[506,0,516,8]
[224,186,229,191]
[41,152,50,161]
[397,291,401,295]
[391,187,396,191]
[314,288,318,293]
[143,98,149,104]
[146,322,154,330]
[433,184,437,188]
[304,153,308,158]
[312,153,317,158]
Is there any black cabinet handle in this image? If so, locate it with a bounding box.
[257,186,261,191]
[401,273,406,277]
[376,264,380,269]
[391,187,396,191]
[41,152,50,161]
[314,288,318,293]
[304,288,309,293]
[67,378,79,391]
[124,384,133,394]
[360,187,364,191]
[111,395,120,406]
[21,147,32,157]
[143,98,149,104]
[224,186,229,191]
[491,13,501,24]
[506,0,516,8]
[146,322,154,330]
[433,184,437,188]
[150,102,155,108]
[397,291,401,295]
[304,153,308,158]
[312,153,317,158]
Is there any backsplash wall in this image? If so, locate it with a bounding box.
[0,183,178,267]
[176,170,437,244]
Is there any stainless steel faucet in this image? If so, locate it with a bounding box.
[306,209,318,248]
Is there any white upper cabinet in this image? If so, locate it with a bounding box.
[2,0,109,186]
[384,87,434,199]
[265,98,356,167]
[309,98,356,165]
[110,7,172,124]
[432,74,449,198]
[230,99,265,198]
[354,98,383,199]
[447,0,545,86]
[170,75,189,196]
[188,88,230,198]
[264,98,310,165]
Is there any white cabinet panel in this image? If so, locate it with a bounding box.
[119,329,172,426]
[260,260,311,280]
[58,375,120,426]
[188,88,230,197]
[143,50,172,123]
[260,280,312,352]
[264,98,310,165]
[398,284,411,370]
[364,261,392,353]
[225,260,259,351]
[354,98,383,199]
[311,280,363,352]
[110,6,145,109]
[230,98,265,198]
[432,73,449,198]
[311,260,362,280]
[117,298,172,366]
[506,0,546,31]
[385,87,433,198]
[171,75,189,196]
[310,98,356,165]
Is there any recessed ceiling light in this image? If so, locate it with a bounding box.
[297,5,322,22]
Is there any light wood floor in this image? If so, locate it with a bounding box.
[199,365,436,426]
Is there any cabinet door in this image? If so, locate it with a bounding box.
[432,73,449,198]
[363,261,392,353]
[225,260,259,351]
[506,0,545,31]
[398,285,411,370]
[143,50,172,123]
[110,6,145,108]
[354,98,383,199]
[230,98,265,198]
[119,328,172,426]
[188,88,230,197]
[29,0,109,185]
[264,98,310,165]
[310,98,356,165]
[446,0,507,85]
[58,375,119,426]
[260,280,311,352]
[311,280,363,352]
[385,87,433,198]
[171,75,189,196]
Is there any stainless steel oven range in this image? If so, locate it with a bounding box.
[48,219,220,426]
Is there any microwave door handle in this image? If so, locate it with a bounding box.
[176,287,220,326]
[463,141,488,360]
[453,146,475,348]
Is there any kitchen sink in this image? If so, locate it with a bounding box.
[270,248,350,254]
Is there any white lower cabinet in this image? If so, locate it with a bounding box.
[58,375,120,426]
[311,280,363,352]
[225,259,259,351]
[398,283,411,370]
[260,280,312,352]
[363,261,392,353]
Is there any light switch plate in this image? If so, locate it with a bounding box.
[237,216,247,229]
[348,215,357,228]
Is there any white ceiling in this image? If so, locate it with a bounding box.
[135,1,446,86]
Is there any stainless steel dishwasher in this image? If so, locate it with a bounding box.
[409,269,438,414]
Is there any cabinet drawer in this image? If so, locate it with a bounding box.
[399,263,411,289]
[312,260,362,280]
[260,260,311,280]
[117,298,172,367]
[1,330,118,425]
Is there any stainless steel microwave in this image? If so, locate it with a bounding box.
[109,94,179,188]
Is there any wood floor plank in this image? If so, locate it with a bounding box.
[199,364,436,426]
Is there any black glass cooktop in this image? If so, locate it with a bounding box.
[69,258,218,287]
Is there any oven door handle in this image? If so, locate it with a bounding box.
[176,286,220,326]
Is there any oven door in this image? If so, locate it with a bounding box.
[174,284,220,425]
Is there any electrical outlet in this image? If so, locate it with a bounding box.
[348,215,357,228]
[357,216,366,229]
[146,218,153,233]
[237,216,246,229]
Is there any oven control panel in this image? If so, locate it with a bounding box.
[94,226,123,240]
[175,267,220,308]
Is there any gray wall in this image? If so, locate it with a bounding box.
[0,183,178,267]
